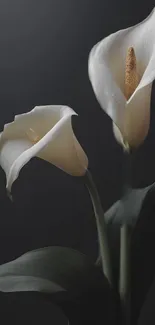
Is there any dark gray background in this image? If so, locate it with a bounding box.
[0,0,155,323]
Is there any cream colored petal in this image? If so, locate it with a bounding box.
[124,84,152,148]
[124,44,155,148]
[113,84,152,149]
[1,105,75,140]
[89,44,126,131]
[37,118,88,177]
[0,139,32,180]
[88,8,155,132]
[0,106,88,192]
[112,123,127,149]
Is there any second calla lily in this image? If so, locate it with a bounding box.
[89,8,155,150]
[0,105,88,192]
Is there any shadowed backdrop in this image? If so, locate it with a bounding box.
[0,0,155,323]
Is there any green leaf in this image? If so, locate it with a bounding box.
[0,246,105,295]
[0,275,65,293]
[105,183,155,227]
[96,183,155,286]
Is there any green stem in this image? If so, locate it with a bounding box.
[119,225,128,299]
[84,170,113,286]
[119,149,132,324]
[119,225,130,324]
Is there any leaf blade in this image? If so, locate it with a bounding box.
[0,246,106,294]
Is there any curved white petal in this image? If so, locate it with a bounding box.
[0,106,88,192]
[113,84,152,149]
[37,118,88,176]
[112,123,127,149]
[89,43,126,131]
[124,84,152,148]
[88,8,155,134]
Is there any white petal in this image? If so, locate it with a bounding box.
[1,105,74,140]
[124,84,152,148]
[89,43,126,131]
[112,123,126,149]
[37,118,88,176]
[0,139,32,180]
[88,8,155,133]
[0,106,88,192]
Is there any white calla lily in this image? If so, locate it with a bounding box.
[89,8,155,149]
[0,105,88,192]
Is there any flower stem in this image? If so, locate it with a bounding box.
[84,170,113,286]
[119,224,130,324]
[119,149,132,324]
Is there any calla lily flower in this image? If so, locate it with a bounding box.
[89,8,155,149]
[0,105,88,192]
